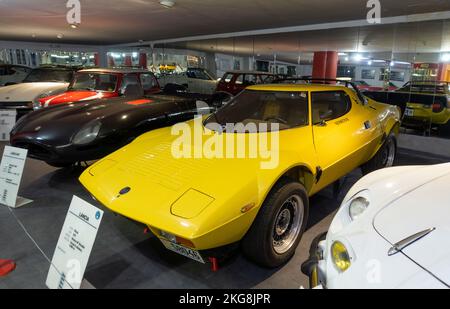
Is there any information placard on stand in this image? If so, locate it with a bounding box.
[0,110,17,141]
[46,196,103,289]
[0,145,32,208]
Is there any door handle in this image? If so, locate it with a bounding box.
[364,121,372,129]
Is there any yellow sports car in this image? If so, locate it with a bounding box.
[366,81,450,130]
[80,81,400,268]
[401,82,450,128]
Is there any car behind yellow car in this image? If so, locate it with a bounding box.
[80,80,400,268]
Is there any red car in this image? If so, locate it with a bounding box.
[33,68,161,110]
[354,80,398,92]
[215,71,279,97]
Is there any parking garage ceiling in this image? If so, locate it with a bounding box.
[162,20,450,63]
[0,0,450,45]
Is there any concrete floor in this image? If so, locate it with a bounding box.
[0,142,448,289]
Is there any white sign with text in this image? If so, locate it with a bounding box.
[0,145,31,208]
[0,110,16,141]
[46,196,103,289]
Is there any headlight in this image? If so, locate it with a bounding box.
[331,241,351,272]
[348,191,370,221]
[33,89,66,110]
[72,120,101,145]
[33,92,53,110]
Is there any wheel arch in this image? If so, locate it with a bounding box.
[260,164,316,204]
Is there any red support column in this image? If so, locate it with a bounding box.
[124,55,133,67]
[139,53,147,69]
[312,51,338,80]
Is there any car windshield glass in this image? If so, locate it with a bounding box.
[204,90,309,132]
[400,83,448,94]
[70,73,118,92]
[187,68,214,80]
[355,81,369,86]
[23,69,73,83]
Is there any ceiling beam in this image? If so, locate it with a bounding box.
[109,10,450,48]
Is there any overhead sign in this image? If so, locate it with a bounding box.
[0,110,16,141]
[0,145,32,208]
[46,196,103,289]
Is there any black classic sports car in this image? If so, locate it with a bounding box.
[10,94,211,167]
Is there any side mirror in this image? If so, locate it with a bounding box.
[314,120,327,127]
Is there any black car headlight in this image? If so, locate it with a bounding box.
[72,120,102,145]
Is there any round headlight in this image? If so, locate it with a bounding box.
[331,241,351,272]
[72,120,101,145]
[349,196,369,221]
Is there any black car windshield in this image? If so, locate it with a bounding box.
[70,72,118,92]
[204,90,309,132]
[23,69,73,83]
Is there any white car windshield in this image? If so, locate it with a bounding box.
[70,72,118,92]
[186,68,214,81]
[23,69,73,83]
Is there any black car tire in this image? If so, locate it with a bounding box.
[361,133,397,175]
[242,178,309,268]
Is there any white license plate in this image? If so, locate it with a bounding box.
[405,108,414,117]
[161,239,205,264]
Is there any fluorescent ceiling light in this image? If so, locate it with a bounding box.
[441,53,450,62]
[394,61,411,65]
[160,0,175,8]
[353,54,368,62]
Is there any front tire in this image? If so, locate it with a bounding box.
[361,133,397,175]
[242,179,309,268]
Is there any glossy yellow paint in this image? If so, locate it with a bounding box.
[405,102,450,125]
[79,84,400,250]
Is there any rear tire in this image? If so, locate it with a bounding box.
[242,179,309,268]
[361,133,397,175]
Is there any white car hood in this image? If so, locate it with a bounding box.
[373,166,450,286]
[0,82,69,102]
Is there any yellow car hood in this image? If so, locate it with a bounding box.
[79,121,312,239]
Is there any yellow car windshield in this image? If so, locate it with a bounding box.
[204,90,309,133]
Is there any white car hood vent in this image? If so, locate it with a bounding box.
[373,172,450,286]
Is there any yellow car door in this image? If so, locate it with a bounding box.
[310,89,380,192]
